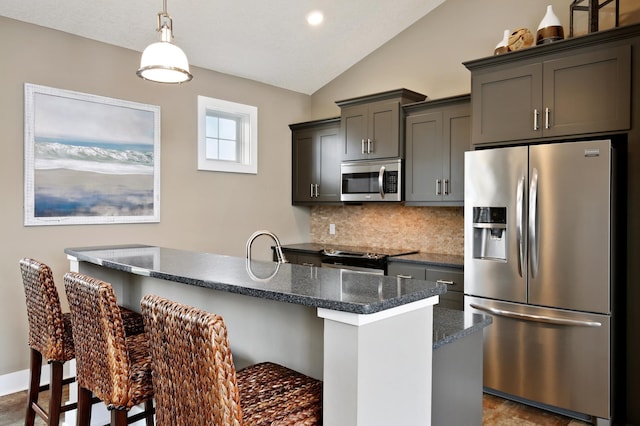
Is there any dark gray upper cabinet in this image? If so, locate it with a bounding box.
[404,95,470,206]
[336,89,426,161]
[466,41,631,145]
[291,118,342,205]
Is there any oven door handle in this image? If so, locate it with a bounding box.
[378,166,386,199]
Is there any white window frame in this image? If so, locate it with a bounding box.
[197,95,257,174]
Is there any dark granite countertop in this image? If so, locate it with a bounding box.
[389,252,464,268]
[432,307,492,350]
[65,245,446,315]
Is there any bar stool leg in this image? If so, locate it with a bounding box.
[76,386,93,426]
[144,400,154,426]
[111,409,128,426]
[25,348,42,426]
[47,361,64,425]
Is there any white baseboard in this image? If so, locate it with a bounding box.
[2,360,147,425]
[0,361,74,396]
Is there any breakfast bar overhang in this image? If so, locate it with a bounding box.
[65,244,447,426]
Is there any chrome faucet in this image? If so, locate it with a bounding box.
[246,230,288,263]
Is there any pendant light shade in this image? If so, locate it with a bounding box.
[137,0,193,83]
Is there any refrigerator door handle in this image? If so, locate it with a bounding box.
[516,176,525,277]
[469,304,602,327]
[529,168,539,278]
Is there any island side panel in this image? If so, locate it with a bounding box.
[432,330,483,426]
[71,259,324,380]
[321,301,435,426]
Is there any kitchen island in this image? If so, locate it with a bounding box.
[65,244,447,425]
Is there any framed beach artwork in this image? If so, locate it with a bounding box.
[24,83,161,226]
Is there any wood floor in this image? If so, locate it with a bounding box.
[482,393,591,425]
[0,389,592,425]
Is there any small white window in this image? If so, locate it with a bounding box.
[197,96,257,174]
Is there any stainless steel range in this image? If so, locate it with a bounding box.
[320,246,417,275]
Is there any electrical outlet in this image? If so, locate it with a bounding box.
[329,223,336,235]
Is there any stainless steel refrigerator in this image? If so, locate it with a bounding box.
[464,139,615,423]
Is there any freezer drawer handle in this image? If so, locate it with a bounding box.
[469,303,602,327]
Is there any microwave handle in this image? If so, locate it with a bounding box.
[378,166,386,199]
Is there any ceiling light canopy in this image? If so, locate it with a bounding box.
[306,10,324,26]
[137,0,192,84]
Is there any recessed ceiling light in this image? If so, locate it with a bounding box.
[306,10,324,26]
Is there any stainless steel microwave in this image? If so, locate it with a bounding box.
[340,159,402,202]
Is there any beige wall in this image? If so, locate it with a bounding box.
[305,1,577,258]
[311,0,640,117]
[311,0,574,117]
[0,17,312,376]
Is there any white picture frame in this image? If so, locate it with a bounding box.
[24,83,161,226]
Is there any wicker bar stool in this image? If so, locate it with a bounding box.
[19,258,145,426]
[63,272,154,426]
[140,294,322,426]
[20,258,77,426]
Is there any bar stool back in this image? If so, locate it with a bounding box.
[63,272,154,426]
[20,258,76,426]
[141,294,322,425]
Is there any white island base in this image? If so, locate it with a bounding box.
[67,251,438,425]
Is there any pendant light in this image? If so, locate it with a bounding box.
[137,0,193,83]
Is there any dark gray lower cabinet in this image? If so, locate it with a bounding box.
[387,261,464,310]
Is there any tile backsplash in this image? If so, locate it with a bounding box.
[310,204,464,256]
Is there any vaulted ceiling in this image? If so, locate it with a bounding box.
[1,0,447,94]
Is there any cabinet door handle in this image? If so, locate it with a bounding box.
[315,184,319,197]
[533,109,540,131]
[436,279,455,286]
[310,183,315,198]
[545,107,550,129]
[396,274,413,279]
[435,179,442,195]
[367,139,373,154]
[361,139,366,154]
[443,179,449,195]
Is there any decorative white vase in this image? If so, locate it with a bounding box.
[494,29,511,55]
[536,5,564,45]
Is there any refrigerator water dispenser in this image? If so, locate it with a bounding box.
[472,207,507,261]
